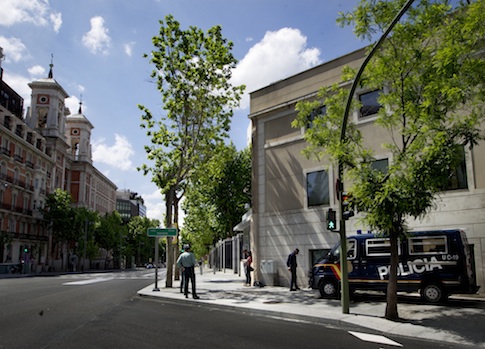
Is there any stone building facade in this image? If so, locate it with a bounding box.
[0,57,117,271]
[248,47,485,294]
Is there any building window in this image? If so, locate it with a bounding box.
[306,170,329,207]
[307,105,326,129]
[1,138,10,156]
[444,146,467,191]
[371,158,389,174]
[359,89,382,118]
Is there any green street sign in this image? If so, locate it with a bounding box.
[147,228,177,237]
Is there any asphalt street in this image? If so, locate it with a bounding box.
[138,267,485,348]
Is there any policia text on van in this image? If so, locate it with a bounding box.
[309,230,479,303]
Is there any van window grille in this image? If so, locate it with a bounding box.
[365,238,401,256]
[409,236,447,255]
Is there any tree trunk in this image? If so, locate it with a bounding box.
[385,228,400,320]
[173,195,180,281]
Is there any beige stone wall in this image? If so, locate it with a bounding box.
[249,46,485,292]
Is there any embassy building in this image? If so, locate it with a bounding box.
[247,47,485,294]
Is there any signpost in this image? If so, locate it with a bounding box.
[147,228,177,237]
[147,227,178,291]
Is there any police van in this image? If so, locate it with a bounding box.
[309,229,479,303]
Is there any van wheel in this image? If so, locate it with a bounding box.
[420,283,447,303]
[319,279,338,298]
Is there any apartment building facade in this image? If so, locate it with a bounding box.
[0,57,117,271]
[248,47,485,294]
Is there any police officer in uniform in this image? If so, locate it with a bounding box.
[176,244,199,299]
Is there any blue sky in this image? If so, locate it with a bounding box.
[0,0,366,221]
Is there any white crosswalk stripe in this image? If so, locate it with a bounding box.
[59,271,165,282]
[349,331,403,347]
[62,277,114,286]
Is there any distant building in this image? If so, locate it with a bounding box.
[116,189,146,224]
[0,49,117,270]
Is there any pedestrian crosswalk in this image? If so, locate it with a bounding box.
[60,270,166,284]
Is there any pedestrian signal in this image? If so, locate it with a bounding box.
[327,208,337,231]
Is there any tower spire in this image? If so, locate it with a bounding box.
[48,54,54,79]
[78,94,83,114]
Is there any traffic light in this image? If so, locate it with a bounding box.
[342,192,354,220]
[23,245,28,253]
[327,208,337,231]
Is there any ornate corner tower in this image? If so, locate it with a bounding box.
[65,101,94,164]
[26,60,69,140]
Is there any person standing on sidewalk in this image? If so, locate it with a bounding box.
[287,248,300,291]
[176,244,199,299]
[244,251,253,286]
[178,247,185,293]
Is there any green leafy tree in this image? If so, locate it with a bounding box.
[42,189,78,266]
[0,232,12,262]
[293,0,485,320]
[138,15,245,286]
[72,207,100,265]
[126,216,161,265]
[42,189,76,244]
[96,211,125,267]
[182,144,251,257]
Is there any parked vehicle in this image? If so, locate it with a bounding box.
[309,229,479,303]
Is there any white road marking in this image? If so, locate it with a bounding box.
[62,277,114,286]
[349,331,403,347]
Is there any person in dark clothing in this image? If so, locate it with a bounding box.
[287,248,300,291]
[176,244,199,299]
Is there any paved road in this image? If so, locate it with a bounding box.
[0,269,472,349]
[139,268,485,348]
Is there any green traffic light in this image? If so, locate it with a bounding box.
[327,208,337,231]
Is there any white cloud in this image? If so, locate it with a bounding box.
[82,16,111,55]
[123,42,135,57]
[0,0,61,32]
[232,27,322,110]
[27,65,46,78]
[142,189,165,221]
[92,134,134,171]
[50,12,62,33]
[65,96,82,115]
[65,84,86,111]
[0,36,29,62]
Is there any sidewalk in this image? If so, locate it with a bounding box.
[138,268,485,348]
